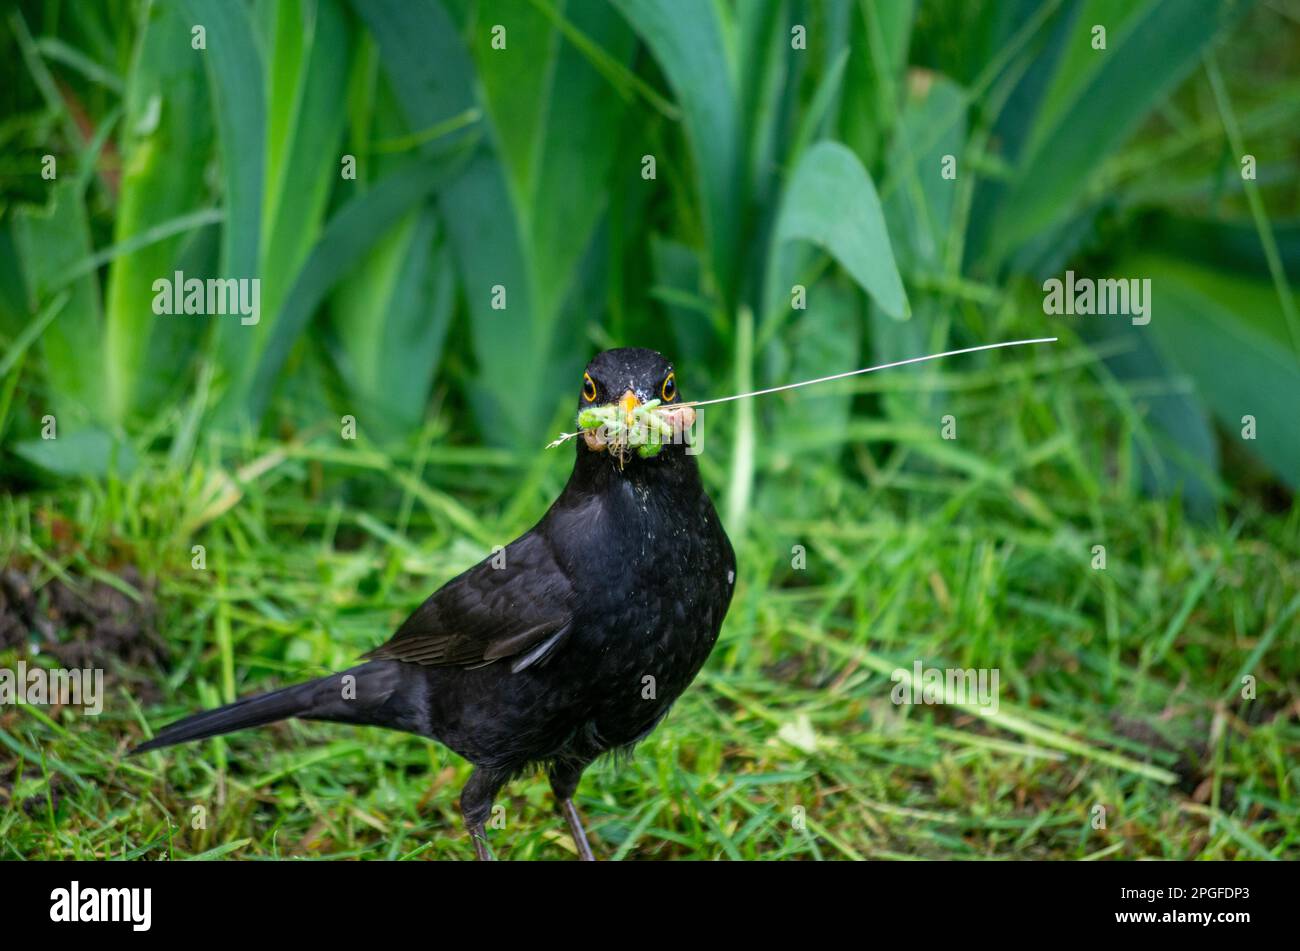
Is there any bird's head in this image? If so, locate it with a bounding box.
[575,348,696,463]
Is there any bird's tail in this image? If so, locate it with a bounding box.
[130,661,425,755]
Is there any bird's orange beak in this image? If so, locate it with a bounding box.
[619,390,641,427]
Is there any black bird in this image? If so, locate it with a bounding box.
[132,348,736,860]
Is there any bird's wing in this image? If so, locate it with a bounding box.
[363,530,575,672]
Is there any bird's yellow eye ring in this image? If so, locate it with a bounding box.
[661,372,677,402]
[582,372,598,403]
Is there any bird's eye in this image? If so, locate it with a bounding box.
[582,372,598,403]
[661,372,676,402]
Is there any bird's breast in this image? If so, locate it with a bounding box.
[547,469,735,749]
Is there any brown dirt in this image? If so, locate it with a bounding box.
[0,565,168,695]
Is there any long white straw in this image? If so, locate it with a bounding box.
[682,336,1058,407]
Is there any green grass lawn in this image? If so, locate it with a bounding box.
[2,328,1296,860]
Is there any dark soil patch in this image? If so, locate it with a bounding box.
[0,564,168,699]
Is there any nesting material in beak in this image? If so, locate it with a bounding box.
[576,396,696,460]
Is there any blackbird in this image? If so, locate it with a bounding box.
[132,347,736,860]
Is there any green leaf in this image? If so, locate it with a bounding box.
[1133,254,1300,489]
[838,0,915,168]
[0,222,28,339]
[788,47,849,172]
[1024,0,1154,159]
[439,152,544,448]
[1085,317,1218,515]
[104,0,213,422]
[650,235,716,368]
[472,0,636,330]
[259,0,352,311]
[249,158,455,421]
[737,0,786,198]
[181,0,267,419]
[882,74,967,271]
[182,0,263,279]
[614,0,743,302]
[374,0,636,447]
[989,0,1251,261]
[0,291,68,380]
[766,141,909,329]
[770,281,861,467]
[12,185,104,424]
[360,0,563,447]
[13,428,138,479]
[349,0,477,152]
[331,206,455,439]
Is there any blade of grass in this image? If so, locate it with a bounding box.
[1204,52,1300,357]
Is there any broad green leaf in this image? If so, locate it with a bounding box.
[766,141,909,330]
[990,0,1252,260]
[770,281,861,467]
[358,0,550,445]
[883,73,967,271]
[965,0,1077,266]
[650,234,715,368]
[349,0,477,152]
[375,0,631,447]
[614,0,743,302]
[1084,317,1218,516]
[526,2,636,328]
[104,0,213,422]
[838,0,915,168]
[331,206,455,439]
[249,158,455,420]
[1023,0,1143,155]
[181,0,267,420]
[13,428,138,479]
[181,0,263,279]
[259,0,352,313]
[737,0,785,199]
[1124,253,1300,489]
[438,152,543,448]
[472,1,553,206]
[258,0,307,202]
[868,297,943,429]
[0,223,28,338]
[13,184,104,424]
[789,47,849,173]
[471,0,636,331]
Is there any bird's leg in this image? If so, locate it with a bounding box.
[559,798,596,862]
[548,760,596,861]
[460,767,508,861]
[468,824,492,862]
